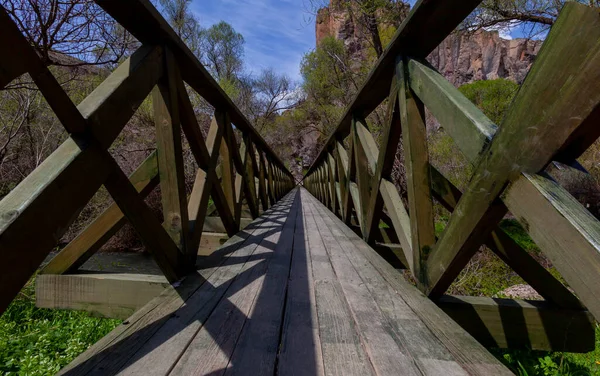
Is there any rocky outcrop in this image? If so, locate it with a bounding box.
[316,0,368,59]
[428,31,542,86]
[315,0,542,85]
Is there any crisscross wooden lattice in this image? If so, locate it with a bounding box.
[304,1,600,352]
[0,1,294,314]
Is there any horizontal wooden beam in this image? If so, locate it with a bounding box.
[436,295,595,352]
[36,273,169,320]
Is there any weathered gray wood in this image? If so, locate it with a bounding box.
[304,198,375,376]
[197,232,228,256]
[504,173,600,321]
[278,190,325,376]
[379,179,412,271]
[310,190,511,375]
[36,273,169,320]
[223,190,299,375]
[203,217,252,233]
[364,80,401,244]
[61,196,288,375]
[168,193,297,376]
[310,199,421,375]
[311,193,470,375]
[102,154,188,281]
[436,295,594,352]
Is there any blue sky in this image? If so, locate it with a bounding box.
[191,0,319,82]
[190,0,542,82]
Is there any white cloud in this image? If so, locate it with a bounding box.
[192,0,315,81]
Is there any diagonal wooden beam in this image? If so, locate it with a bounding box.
[0,45,164,313]
[101,152,187,281]
[430,166,582,309]
[364,78,402,245]
[423,3,600,299]
[40,152,160,275]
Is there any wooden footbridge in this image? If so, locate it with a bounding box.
[1,0,600,374]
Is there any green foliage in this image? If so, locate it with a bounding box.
[493,324,600,375]
[200,21,245,81]
[458,78,519,124]
[301,36,354,105]
[0,279,121,375]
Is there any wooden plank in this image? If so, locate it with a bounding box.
[59,200,280,375]
[198,232,228,256]
[436,295,594,352]
[407,59,495,162]
[166,192,297,376]
[40,152,159,275]
[203,217,252,233]
[429,166,582,309]
[222,190,299,375]
[0,45,164,313]
[153,48,189,256]
[351,117,373,237]
[304,197,375,376]
[36,273,169,320]
[310,198,422,375]
[278,190,325,376]
[398,58,436,288]
[311,193,470,375]
[309,189,511,375]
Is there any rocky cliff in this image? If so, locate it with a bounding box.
[315,0,542,85]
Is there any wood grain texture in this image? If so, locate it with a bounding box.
[36,273,169,320]
[436,295,594,352]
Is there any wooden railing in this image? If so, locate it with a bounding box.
[0,0,294,314]
[303,0,600,352]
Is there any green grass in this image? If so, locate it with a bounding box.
[0,278,121,375]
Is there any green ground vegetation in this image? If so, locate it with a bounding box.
[0,278,121,376]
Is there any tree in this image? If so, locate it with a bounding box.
[158,0,201,56]
[464,0,600,36]
[1,0,129,67]
[199,21,245,82]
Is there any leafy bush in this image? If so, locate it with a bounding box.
[0,279,121,375]
[458,78,519,124]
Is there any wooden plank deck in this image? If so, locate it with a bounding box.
[59,187,510,376]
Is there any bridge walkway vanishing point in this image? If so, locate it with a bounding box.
[2,0,600,375]
[58,187,510,376]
